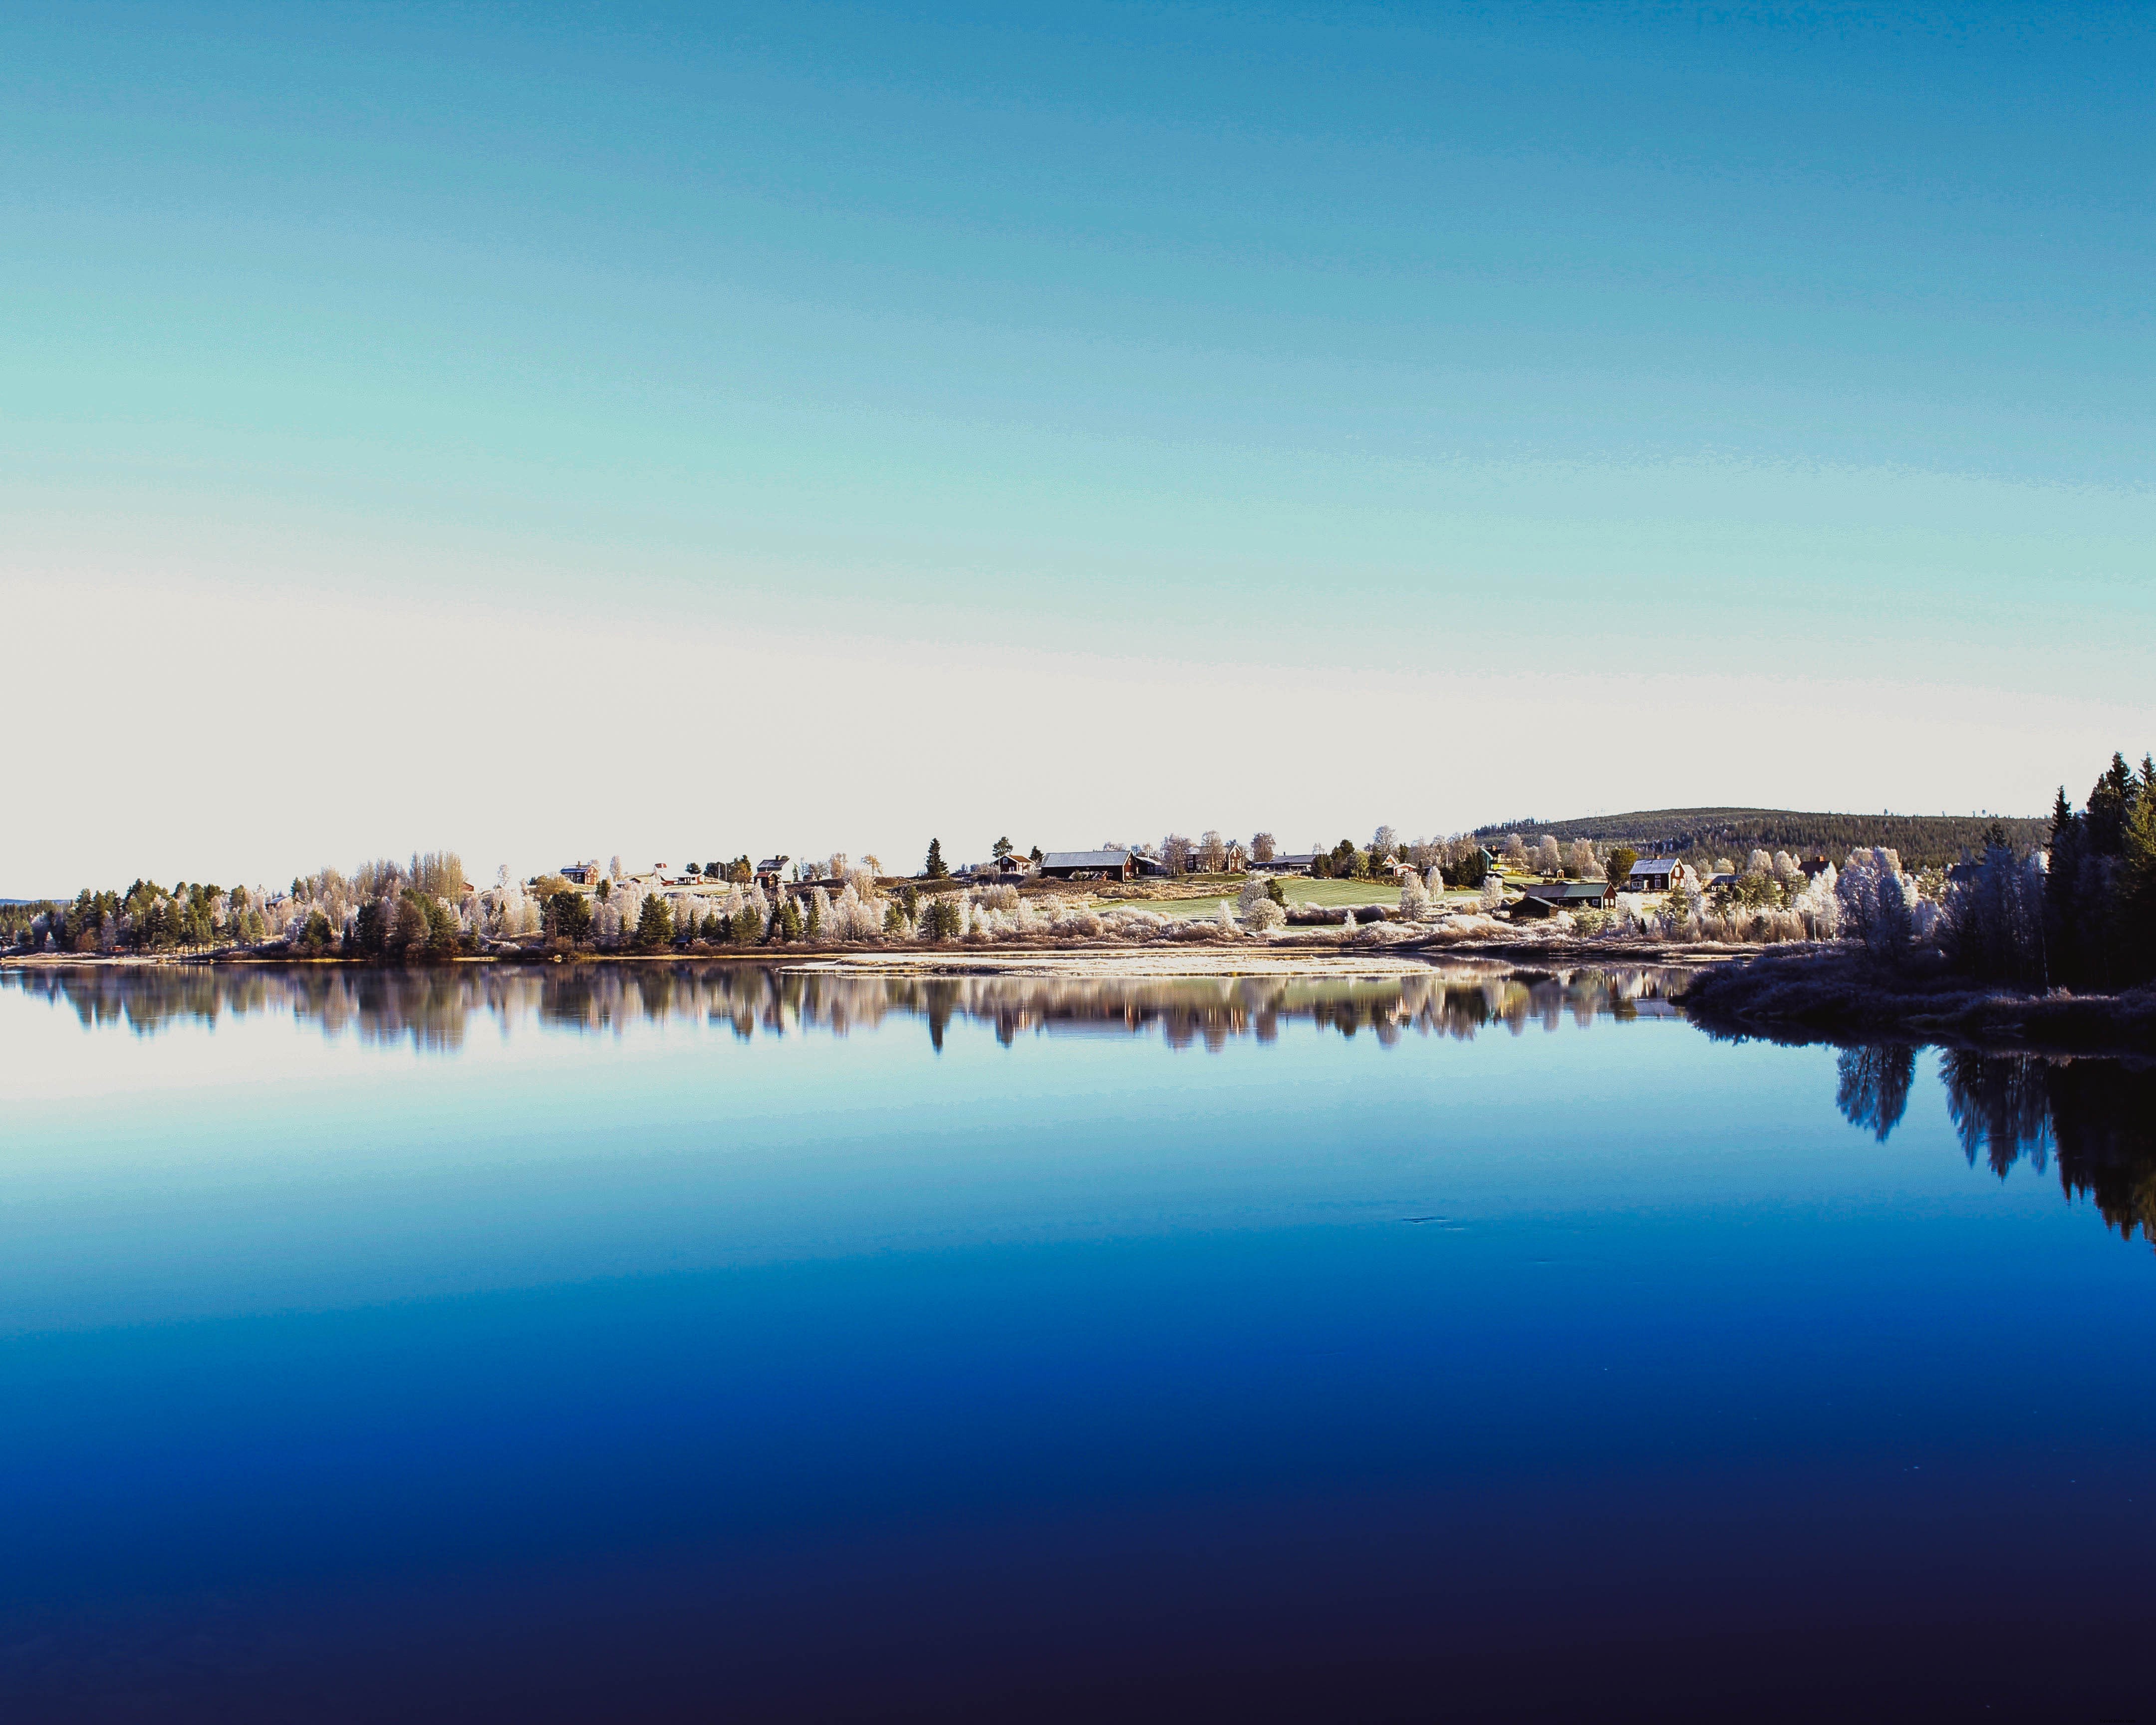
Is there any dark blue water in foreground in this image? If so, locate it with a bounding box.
[2,964,2153,1722]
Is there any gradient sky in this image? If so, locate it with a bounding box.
[5,2,2152,890]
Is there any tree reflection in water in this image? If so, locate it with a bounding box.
[1838,1042,2156,1247]
[1,960,1692,1055]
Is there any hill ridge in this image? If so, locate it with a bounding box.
[1472,807,2047,870]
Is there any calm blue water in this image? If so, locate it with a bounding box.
[2,964,2152,1722]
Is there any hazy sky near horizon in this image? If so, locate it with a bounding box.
[5,2,2152,890]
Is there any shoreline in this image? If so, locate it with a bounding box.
[1678,945,2156,1059]
[0,930,1737,979]
[12,939,2155,1057]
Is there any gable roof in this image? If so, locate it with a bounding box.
[1521,880,1610,902]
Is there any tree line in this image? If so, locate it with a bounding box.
[1484,808,2050,871]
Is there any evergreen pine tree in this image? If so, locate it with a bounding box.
[925,838,948,879]
[2120,790,2156,984]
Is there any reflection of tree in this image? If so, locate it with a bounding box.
[1835,1045,1916,1142]
[2,961,1695,1060]
[1940,1050,2054,1177]
[1937,1052,2156,1247]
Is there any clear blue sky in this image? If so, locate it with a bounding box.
[5,3,2152,884]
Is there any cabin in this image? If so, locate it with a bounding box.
[1515,880,1616,917]
[1038,849,1138,882]
[1625,858,1693,894]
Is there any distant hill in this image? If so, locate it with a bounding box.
[1473,808,2048,870]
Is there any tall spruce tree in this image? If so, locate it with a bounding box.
[925,838,948,879]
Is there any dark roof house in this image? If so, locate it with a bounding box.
[1038,849,1138,881]
[1514,880,1615,917]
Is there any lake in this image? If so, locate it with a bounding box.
[2,963,2152,1722]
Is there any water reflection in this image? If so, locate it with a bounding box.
[1833,1044,1917,1141]
[1,960,1692,1053]
[1838,1043,2156,1246]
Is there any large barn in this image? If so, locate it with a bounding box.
[1037,849,1138,882]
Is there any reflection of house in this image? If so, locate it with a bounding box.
[1039,849,1138,882]
[1514,880,1616,917]
[1625,859,1693,893]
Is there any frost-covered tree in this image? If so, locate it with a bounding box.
[1371,826,1399,864]
[1199,831,1228,873]
[1566,839,1599,880]
[1399,871,1429,919]
[1250,833,1277,864]
[1837,848,1914,959]
[1534,836,1563,877]
[1941,845,2047,986]
[1791,863,1840,938]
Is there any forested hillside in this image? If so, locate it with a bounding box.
[1474,808,2047,869]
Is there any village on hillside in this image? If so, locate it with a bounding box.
[9,755,2148,1002]
[0,826,1878,960]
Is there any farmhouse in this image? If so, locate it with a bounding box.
[1625,858,1693,893]
[558,861,602,886]
[1038,849,1138,882]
